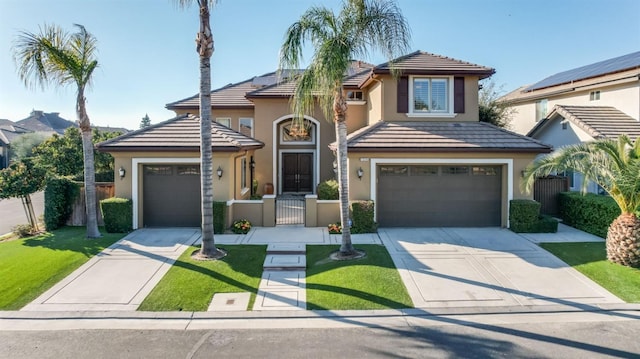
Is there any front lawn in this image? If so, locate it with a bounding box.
[306,244,413,310]
[540,242,640,302]
[138,245,266,311]
[0,227,125,310]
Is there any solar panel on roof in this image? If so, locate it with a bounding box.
[526,51,640,91]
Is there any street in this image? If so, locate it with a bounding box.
[0,191,44,235]
[1,317,639,358]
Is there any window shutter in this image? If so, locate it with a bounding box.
[454,77,465,113]
[397,76,408,113]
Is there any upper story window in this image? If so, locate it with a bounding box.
[216,117,231,127]
[239,118,254,137]
[280,119,315,145]
[535,99,548,122]
[409,77,451,115]
[346,90,365,103]
[590,90,600,101]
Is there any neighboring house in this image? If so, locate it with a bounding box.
[98,51,551,229]
[0,119,33,169]
[527,105,640,193]
[503,51,640,136]
[16,110,76,135]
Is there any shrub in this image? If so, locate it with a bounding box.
[328,222,342,234]
[351,200,376,234]
[44,177,80,231]
[509,199,558,233]
[213,201,226,234]
[559,192,620,238]
[100,197,132,233]
[12,224,34,238]
[232,219,252,234]
[317,180,339,200]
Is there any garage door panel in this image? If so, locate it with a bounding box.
[143,165,201,227]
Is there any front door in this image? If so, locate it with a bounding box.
[282,153,313,193]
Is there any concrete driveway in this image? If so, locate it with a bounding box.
[378,227,623,310]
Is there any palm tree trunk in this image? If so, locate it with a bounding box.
[77,91,101,238]
[606,213,640,267]
[334,92,354,255]
[197,0,217,257]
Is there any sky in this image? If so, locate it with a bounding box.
[1,0,639,130]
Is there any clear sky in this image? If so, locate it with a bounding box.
[1,0,638,130]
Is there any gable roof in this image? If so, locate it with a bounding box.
[527,105,640,141]
[16,111,75,134]
[339,121,551,153]
[527,51,640,92]
[97,114,264,152]
[372,51,495,79]
[166,78,257,110]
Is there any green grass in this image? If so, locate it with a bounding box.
[306,245,413,310]
[0,227,125,310]
[541,242,640,302]
[138,245,266,311]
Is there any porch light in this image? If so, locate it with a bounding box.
[217,166,223,180]
[118,166,126,180]
[250,158,255,169]
[357,167,364,180]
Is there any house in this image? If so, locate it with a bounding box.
[16,110,76,135]
[503,51,640,136]
[0,119,33,169]
[98,51,551,229]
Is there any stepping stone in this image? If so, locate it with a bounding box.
[267,243,306,254]
[207,292,250,311]
[263,254,306,271]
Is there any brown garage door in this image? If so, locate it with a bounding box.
[143,164,201,227]
[377,165,501,227]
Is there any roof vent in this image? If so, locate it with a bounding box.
[452,123,462,127]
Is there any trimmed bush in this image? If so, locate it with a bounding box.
[100,197,132,233]
[351,200,376,234]
[559,192,620,238]
[509,199,558,233]
[44,177,80,231]
[213,201,226,234]
[317,180,339,200]
[12,224,34,238]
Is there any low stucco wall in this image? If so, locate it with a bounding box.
[230,200,264,227]
[317,200,340,227]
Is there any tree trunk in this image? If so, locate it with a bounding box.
[197,0,218,257]
[606,213,640,267]
[334,90,354,255]
[20,194,38,232]
[77,90,101,238]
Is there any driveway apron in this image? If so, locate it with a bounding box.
[21,228,200,311]
[379,227,623,310]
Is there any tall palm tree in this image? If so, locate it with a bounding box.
[280,0,410,256]
[13,24,101,238]
[176,0,224,259]
[522,135,640,267]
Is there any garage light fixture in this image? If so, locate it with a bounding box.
[217,166,223,180]
[357,167,364,180]
[118,166,126,180]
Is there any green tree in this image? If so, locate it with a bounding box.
[8,132,47,161]
[522,135,640,267]
[176,0,223,259]
[13,24,102,238]
[479,80,514,128]
[0,159,46,231]
[139,113,151,129]
[280,0,410,256]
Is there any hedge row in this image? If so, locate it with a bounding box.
[509,199,558,233]
[100,197,132,233]
[351,200,376,234]
[558,192,620,238]
[44,177,80,231]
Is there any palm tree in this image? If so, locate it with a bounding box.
[522,135,640,267]
[13,24,101,238]
[280,0,410,256]
[176,0,224,259]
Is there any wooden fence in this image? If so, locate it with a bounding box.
[67,182,115,226]
[533,176,569,216]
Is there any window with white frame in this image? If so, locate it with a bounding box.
[239,118,254,137]
[410,77,450,114]
[346,90,364,102]
[241,158,247,189]
[589,90,600,101]
[216,117,231,127]
[280,119,315,144]
[535,99,548,122]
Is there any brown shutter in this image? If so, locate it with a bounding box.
[397,76,408,113]
[454,77,465,113]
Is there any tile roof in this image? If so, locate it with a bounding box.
[528,105,640,140]
[97,114,264,152]
[373,51,495,79]
[16,111,75,134]
[341,121,551,153]
[166,78,258,110]
[527,51,640,91]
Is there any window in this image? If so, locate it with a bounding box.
[535,99,548,122]
[472,166,498,176]
[411,166,438,176]
[442,166,469,175]
[561,121,568,130]
[559,170,575,188]
[281,120,315,144]
[144,166,172,175]
[410,77,450,114]
[177,165,200,175]
[379,166,408,176]
[590,90,600,101]
[346,91,364,101]
[239,118,254,137]
[241,158,247,189]
[216,117,231,127]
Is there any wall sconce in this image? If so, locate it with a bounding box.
[216,166,223,180]
[250,158,255,169]
[118,166,126,180]
[357,167,364,180]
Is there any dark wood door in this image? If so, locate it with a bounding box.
[282,153,313,193]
